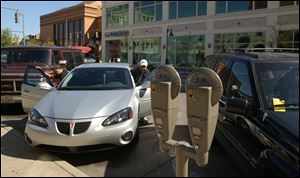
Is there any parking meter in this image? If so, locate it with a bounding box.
[185,67,223,166]
[151,65,181,151]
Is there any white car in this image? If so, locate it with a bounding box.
[21,63,151,152]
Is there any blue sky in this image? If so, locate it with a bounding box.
[1,1,82,38]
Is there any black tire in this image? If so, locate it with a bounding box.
[131,127,140,144]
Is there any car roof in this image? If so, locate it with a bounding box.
[76,63,131,70]
[216,52,299,63]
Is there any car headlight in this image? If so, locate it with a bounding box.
[102,107,133,126]
[29,109,48,128]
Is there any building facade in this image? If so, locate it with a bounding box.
[40,1,102,58]
[102,1,299,67]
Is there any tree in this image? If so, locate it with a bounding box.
[1,28,20,47]
[41,40,55,46]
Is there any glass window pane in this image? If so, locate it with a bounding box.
[141,1,154,6]
[254,1,267,9]
[198,1,207,16]
[280,1,294,6]
[178,1,196,18]
[156,4,162,21]
[141,6,155,22]
[216,1,226,14]
[169,2,177,19]
[134,2,140,8]
[228,1,252,12]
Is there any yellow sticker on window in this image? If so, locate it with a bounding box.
[272,98,286,112]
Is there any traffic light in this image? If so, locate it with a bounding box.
[15,12,20,23]
[87,33,90,39]
[95,32,99,38]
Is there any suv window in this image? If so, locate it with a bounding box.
[63,51,75,70]
[73,52,83,66]
[214,57,232,88]
[5,49,50,64]
[53,50,59,64]
[225,61,253,99]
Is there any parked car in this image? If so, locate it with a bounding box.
[1,46,84,107]
[22,63,151,152]
[200,51,299,177]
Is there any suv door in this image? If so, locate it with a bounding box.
[21,65,54,113]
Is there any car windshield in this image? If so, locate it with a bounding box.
[58,67,133,90]
[255,61,299,109]
[1,49,50,64]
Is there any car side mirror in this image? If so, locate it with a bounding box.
[37,81,54,91]
[225,97,252,117]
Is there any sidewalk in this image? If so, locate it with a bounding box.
[1,125,88,177]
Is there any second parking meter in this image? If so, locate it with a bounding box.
[151,65,181,151]
[185,67,223,166]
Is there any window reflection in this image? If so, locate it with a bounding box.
[106,4,128,27]
[168,35,205,67]
[133,38,161,67]
[134,1,162,24]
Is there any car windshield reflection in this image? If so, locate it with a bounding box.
[255,62,299,109]
[58,67,133,90]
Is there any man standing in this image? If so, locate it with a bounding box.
[131,59,150,86]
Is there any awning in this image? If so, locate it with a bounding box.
[73,46,92,54]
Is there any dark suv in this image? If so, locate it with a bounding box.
[201,52,299,177]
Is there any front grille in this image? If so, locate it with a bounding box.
[74,122,91,134]
[57,121,91,135]
[15,81,22,91]
[57,122,70,135]
[1,81,14,91]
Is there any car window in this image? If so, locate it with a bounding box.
[225,61,253,99]
[9,49,50,64]
[214,57,232,89]
[24,68,48,86]
[59,67,133,90]
[52,50,59,64]
[255,62,299,109]
[203,55,218,69]
[63,51,74,70]
[73,52,84,66]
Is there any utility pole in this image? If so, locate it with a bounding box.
[1,6,26,45]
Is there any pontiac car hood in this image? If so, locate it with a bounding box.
[35,90,133,119]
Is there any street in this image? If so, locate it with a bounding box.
[1,100,245,177]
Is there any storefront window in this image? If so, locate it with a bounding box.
[216,1,226,14]
[214,32,266,52]
[278,30,299,49]
[198,1,207,16]
[106,4,129,28]
[133,38,161,67]
[134,1,162,24]
[228,1,252,12]
[216,1,267,14]
[108,40,128,63]
[169,1,207,19]
[168,35,205,67]
[178,1,196,18]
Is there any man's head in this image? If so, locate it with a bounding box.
[53,64,64,74]
[139,59,148,72]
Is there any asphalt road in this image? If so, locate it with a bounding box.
[1,104,245,177]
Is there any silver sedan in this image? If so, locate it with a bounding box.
[21,63,151,152]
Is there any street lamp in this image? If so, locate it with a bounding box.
[1,7,25,45]
[166,28,174,64]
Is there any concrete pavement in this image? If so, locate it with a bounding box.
[1,124,88,177]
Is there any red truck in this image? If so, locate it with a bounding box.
[1,46,84,107]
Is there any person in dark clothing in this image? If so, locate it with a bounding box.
[130,59,151,125]
[42,64,69,86]
[131,59,150,86]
